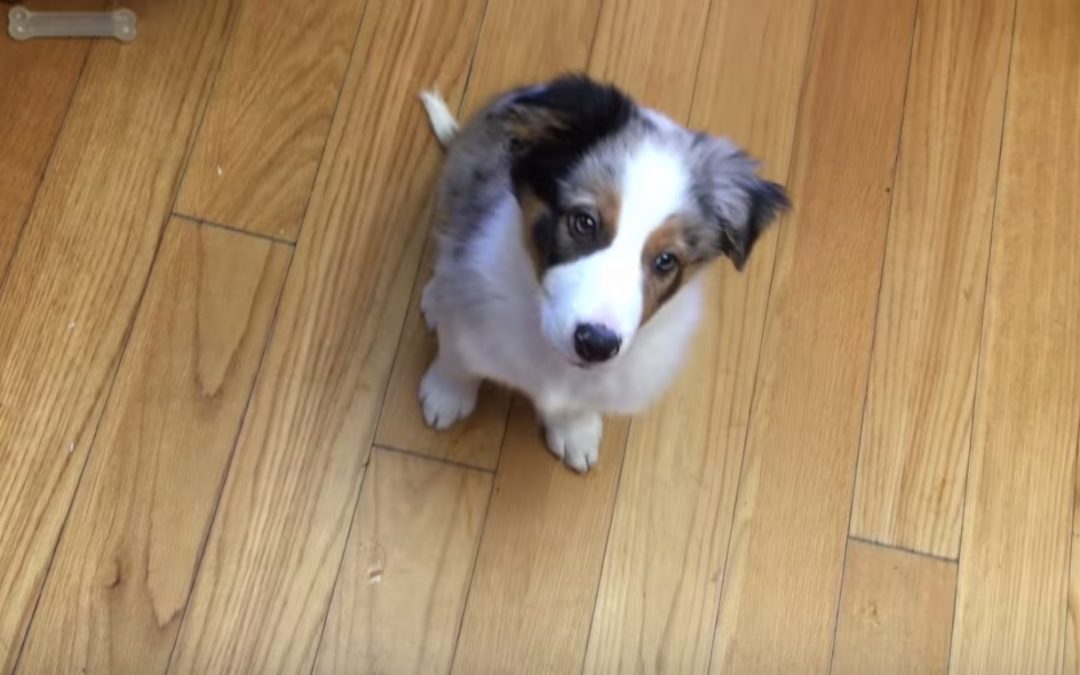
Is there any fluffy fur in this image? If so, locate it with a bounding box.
[418,75,788,472]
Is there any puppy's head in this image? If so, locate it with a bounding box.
[504,74,789,367]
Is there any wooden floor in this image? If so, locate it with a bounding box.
[2,0,1079,672]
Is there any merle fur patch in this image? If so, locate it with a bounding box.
[505,74,635,206]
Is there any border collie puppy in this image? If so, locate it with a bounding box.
[417,75,788,472]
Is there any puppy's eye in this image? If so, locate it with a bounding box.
[568,211,598,239]
[653,251,679,275]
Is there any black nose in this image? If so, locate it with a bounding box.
[573,323,621,363]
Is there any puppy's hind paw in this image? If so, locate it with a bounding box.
[419,366,478,430]
[545,414,602,473]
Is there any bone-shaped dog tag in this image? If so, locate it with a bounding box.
[8,6,136,42]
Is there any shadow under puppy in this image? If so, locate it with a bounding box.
[417,75,788,473]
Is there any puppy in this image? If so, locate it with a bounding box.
[417,75,788,472]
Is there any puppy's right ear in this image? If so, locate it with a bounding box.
[503,74,633,201]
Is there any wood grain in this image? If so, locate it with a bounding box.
[949,0,1080,671]
[452,400,630,674]
[587,0,711,116]
[1066,535,1080,675]
[0,4,91,277]
[0,1,234,668]
[17,220,289,675]
[461,0,605,115]
[166,1,486,672]
[832,540,956,675]
[709,0,917,672]
[850,0,1014,559]
[313,448,491,674]
[373,0,605,467]
[176,0,367,241]
[581,1,813,672]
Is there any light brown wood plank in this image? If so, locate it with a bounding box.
[0,2,93,276]
[850,0,1014,559]
[176,0,367,241]
[0,1,234,668]
[582,1,814,672]
[949,0,1080,670]
[832,540,956,675]
[461,0,605,114]
[1066,536,1080,675]
[17,220,289,675]
[587,0,711,115]
[710,1,917,672]
[373,0,605,467]
[452,400,629,674]
[165,1,487,672]
[314,448,491,674]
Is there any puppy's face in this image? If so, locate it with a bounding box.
[506,76,789,367]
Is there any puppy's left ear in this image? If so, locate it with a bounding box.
[693,136,790,270]
[718,178,790,270]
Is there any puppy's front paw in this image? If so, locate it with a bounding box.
[419,367,478,429]
[545,414,602,473]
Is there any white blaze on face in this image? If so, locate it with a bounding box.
[540,142,691,362]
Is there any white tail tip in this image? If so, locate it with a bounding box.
[419,90,459,147]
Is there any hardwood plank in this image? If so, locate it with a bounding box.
[17,220,289,675]
[1066,535,1080,675]
[582,1,814,672]
[0,1,234,668]
[176,0,367,240]
[709,0,917,672]
[587,0,711,115]
[452,400,630,674]
[461,0,605,114]
[949,0,1080,671]
[850,0,1014,559]
[165,1,487,672]
[832,540,956,675]
[373,0,605,466]
[313,448,491,674]
[0,3,92,277]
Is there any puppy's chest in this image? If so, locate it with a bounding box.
[450,272,698,415]
[461,305,681,414]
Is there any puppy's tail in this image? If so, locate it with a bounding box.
[419,90,459,148]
